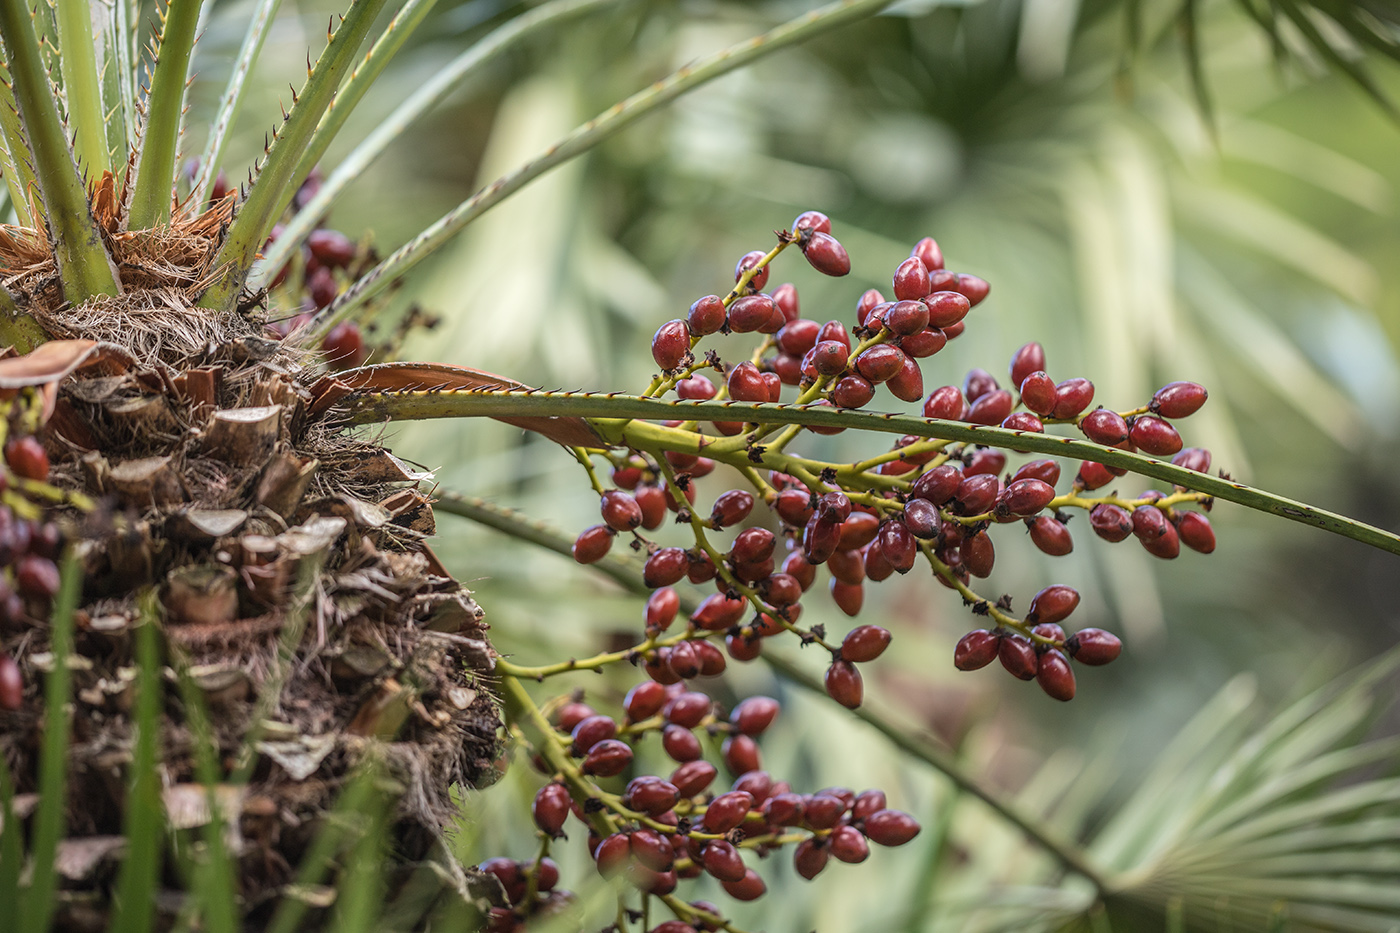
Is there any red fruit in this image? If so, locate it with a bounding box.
[644,548,689,588]
[864,809,921,846]
[793,209,832,235]
[855,288,885,324]
[571,715,618,755]
[664,691,712,728]
[911,236,944,271]
[636,486,667,530]
[1142,521,1181,558]
[841,624,891,662]
[1177,511,1216,553]
[1000,478,1056,515]
[1051,378,1095,419]
[726,632,762,661]
[1036,651,1076,701]
[838,511,881,549]
[923,291,970,328]
[899,326,947,358]
[726,361,768,403]
[1129,415,1183,456]
[773,352,803,386]
[666,642,702,680]
[692,593,747,630]
[624,776,679,815]
[307,266,338,308]
[645,588,680,633]
[831,375,875,409]
[1077,461,1115,491]
[829,825,870,863]
[628,864,677,895]
[911,464,962,505]
[676,373,716,400]
[817,319,851,350]
[773,282,800,322]
[727,294,777,333]
[892,257,931,301]
[631,828,674,873]
[703,791,755,833]
[1013,459,1061,486]
[652,319,691,371]
[307,229,355,267]
[1028,516,1074,556]
[830,578,864,616]
[731,527,776,564]
[996,634,1037,680]
[887,354,925,403]
[1067,628,1122,665]
[802,231,851,276]
[965,448,1006,476]
[887,299,929,336]
[825,660,864,709]
[1010,342,1046,388]
[688,295,727,336]
[1028,584,1080,625]
[923,385,967,420]
[953,473,1000,515]
[762,793,805,827]
[694,640,727,676]
[853,346,903,385]
[1172,447,1212,473]
[1089,503,1132,542]
[556,702,595,731]
[735,250,770,291]
[827,546,864,584]
[1019,371,1057,415]
[1002,411,1044,433]
[321,321,367,368]
[759,572,802,607]
[943,321,966,338]
[702,841,747,883]
[967,389,1013,425]
[731,696,780,735]
[963,368,999,402]
[1081,408,1129,446]
[793,839,829,880]
[954,630,1000,670]
[803,516,842,564]
[644,651,682,685]
[960,531,995,577]
[533,783,571,836]
[594,833,631,876]
[572,525,614,564]
[671,759,718,798]
[903,498,942,539]
[1152,381,1208,418]
[600,490,643,531]
[582,739,634,776]
[662,724,702,762]
[625,681,668,721]
[1131,505,1169,540]
[0,653,21,710]
[721,868,767,901]
[777,319,820,357]
[803,794,847,829]
[877,520,917,573]
[722,733,762,775]
[811,340,849,377]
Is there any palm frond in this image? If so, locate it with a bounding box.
[53,0,111,176]
[128,0,205,228]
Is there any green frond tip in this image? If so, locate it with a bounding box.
[350,389,1400,557]
[55,0,112,176]
[127,0,203,228]
[196,0,391,311]
[0,0,121,301]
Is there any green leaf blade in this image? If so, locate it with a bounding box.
[128,0,204,228]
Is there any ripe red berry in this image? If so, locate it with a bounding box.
[1014,459,1061,487]
[1141,520,1181,558]
[793,838,829,880]
[594,833,631,876]
[1172,447,1212,473]
[307,228,355,267]
[963,368,999,402]
[954,630,1000,670]
[828,547,865,586]
[1036,650,1076,701]
[0,653,21,710]
[838,511,881,550]
[572,524,614,564]
[877,520,917,573]
[911,236,944,271]
[1019,371,1057,416]
[1177,511,1216,553]
[841,624,892,662]
[854,345,905,384]
[662,723,702,762]
[1087,503,1131,542]
[777,319,820,357]
[902,498,941,540]
[1081,408,1129,445]
[911,464,962,505]
[731,527,776,565]
[652,320,692,372]
[625,681,667,721]
[724,361,766,403]
[671,759,718,798]
[582,739,634,776]
[923,291,969,328]
[644,588,681,634]
[923,385,967,421]
[1067,628,1122,665]
[803,516,841,564]
[772,282,800,323]
[721,868,767,901]
[831,374,875,409]
[830,825,870,863]
[1129,415,1183,456]
[1151,381,1208,418]
[886,354,925,403]
[899,326,947,358]
[643,548,689,588]
[793,209,832,235]
[307,266,338,308]
[864,809,921,846]
[1077,461,1115,491]
[1132,505,1170,541]
[825,660,864,709]
[802,231,851,276]
[666,643,703,681]
[599,490,642,532]
[1000,478,1056,515]
[1002,411,1044,434]
[624,777,679,815]
[887,299,929,336]
[702,840,747,883]
[1051,378,1095,419]
[829,578,864,617]
[533,783,571,836]
[960,531,995,577]
[664,691,712,728]
[1010,342,1046,388]
[703,791,755,833]
[321,321,367,369]
[731,696,780,736]
[688,295,726,335]
[4,436,47,483]
[1028,584,1080,624]
[892,257,931,301]
[998,634,1038,680]
[967,389,1013,425]
[727,295,777,333]
[735,250,770,291]
[571,715,618,755]
[810,340,849,377]
[953,473,1000,515]
[722,733,762,775]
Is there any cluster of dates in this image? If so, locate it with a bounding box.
[485,688,920,932]
[0,428,70,711]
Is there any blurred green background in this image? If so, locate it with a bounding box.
[190,0,1400,928]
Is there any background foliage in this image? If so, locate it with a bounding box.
[172,0,1400,927]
